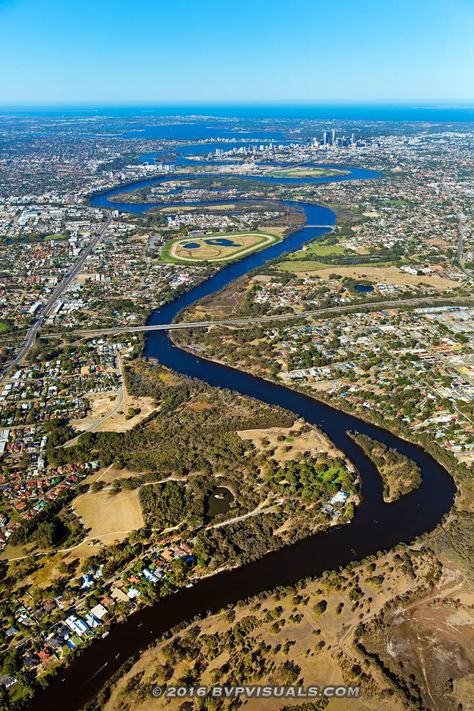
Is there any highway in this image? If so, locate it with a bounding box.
[68,295,474,338]
[0,214,112,384]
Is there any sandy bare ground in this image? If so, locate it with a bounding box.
[238,418,344,462]
[361,559,474,711]
[73,489,144,543]
[72,391,118,426]
[71,390,157,434]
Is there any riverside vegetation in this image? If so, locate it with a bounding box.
[351,433,421,502]
[1,353,357,578]
[96,531,474,711]
[0,352,359,708]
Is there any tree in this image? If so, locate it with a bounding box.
[313,599,327,615]
[33,519,62,548]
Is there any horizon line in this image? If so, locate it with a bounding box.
[1,100,474,109]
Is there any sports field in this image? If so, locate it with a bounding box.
[166,231,278,263]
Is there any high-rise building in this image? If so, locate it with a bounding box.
[322,131,327,147]
[331,129,336,145]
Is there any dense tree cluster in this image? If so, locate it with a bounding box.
[352,433,421,502]
[140,482,187,529]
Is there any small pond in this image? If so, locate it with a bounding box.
[205,487,235,519]
[205,238,241,246]
[354,283,374,293]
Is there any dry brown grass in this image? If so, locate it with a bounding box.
[280,264,460,289]
[105,548,435,711]
[71,391,157,434]
[74,489,144,543]
[362,558,474,711]
[170,232,276,263]
[238,418,343,462]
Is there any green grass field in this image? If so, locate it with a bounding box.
[160,231,280,264]
[380,199,410,207]
[281,237,346,267]
[297,242,345,258]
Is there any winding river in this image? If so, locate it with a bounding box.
[29,146,456,710]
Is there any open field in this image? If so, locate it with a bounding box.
[73,489,144,543]
[0,542,32,562]
[238,419,345,463]
[265,166,350,179]
[278,263,461,289]
[93,466,139,484]
[164,231,279,263]
[361,557,474,711]
[70,390,157,434]
[278,258,346,272]
[104,546,443,711]
[44,233,67,241]
[301,242,346,257]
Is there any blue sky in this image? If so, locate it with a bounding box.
[0,0,473,105]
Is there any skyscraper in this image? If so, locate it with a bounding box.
[322,131,328,147]
[331,129,336,145]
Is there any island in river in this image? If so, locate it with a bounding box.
[26,153,468,711]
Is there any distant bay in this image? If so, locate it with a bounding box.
[3,103,474,122]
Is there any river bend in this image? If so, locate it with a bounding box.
[29,150,456,710]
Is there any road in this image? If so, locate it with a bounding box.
[67,295,474,338]
[0,214,112,385]
[441,179,467,267]
[64,353,126,446]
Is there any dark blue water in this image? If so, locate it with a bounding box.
[206,487,235,519]
[180,238,242,249]
[92,164,376,214]
[32,149,457,711]
[206,238,240,246]
[354,283,374,293]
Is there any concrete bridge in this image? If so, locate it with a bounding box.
[65,296,474,339]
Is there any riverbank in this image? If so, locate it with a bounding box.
[27,157,457,711]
